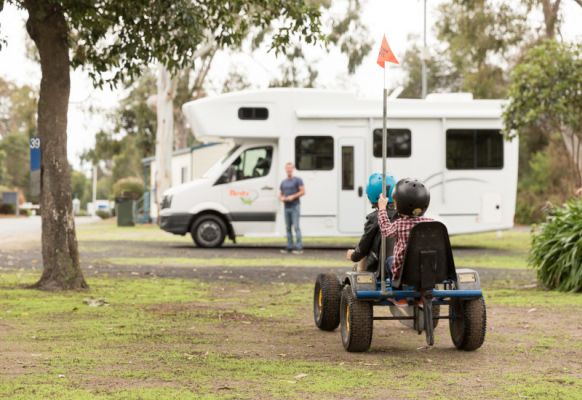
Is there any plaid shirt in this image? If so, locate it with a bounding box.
[378,209,432,280]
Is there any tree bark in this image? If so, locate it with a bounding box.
[24,0,87,290]
[560,128,582,187]
[154,65,175,221]
[541,0,561,39]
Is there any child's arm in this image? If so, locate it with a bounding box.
[377,195,397,238]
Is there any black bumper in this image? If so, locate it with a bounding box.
[159,213,192,235]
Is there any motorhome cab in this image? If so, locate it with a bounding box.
[159,89,518,247]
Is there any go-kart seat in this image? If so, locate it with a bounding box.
[392,221,457,290]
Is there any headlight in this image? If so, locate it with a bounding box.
[161,195,172,209]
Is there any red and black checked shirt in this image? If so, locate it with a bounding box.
[378,209,433,280]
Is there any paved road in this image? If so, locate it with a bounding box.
[0,216,98,249]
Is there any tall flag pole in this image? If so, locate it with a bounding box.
[376,34,399,293]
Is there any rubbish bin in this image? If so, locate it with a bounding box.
[116,197,135,227]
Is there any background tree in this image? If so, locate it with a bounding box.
[503,40,582,188]
[400,0,528,98]
[0,0,322,290]
[0,77,37,198]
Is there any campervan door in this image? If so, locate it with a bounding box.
[282,127,369,237]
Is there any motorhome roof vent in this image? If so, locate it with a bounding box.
[238,107,269,120]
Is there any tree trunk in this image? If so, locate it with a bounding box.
[560,128,582,187]
[154,65,175,221]
[24,0,87,290]
[541,0,561,39]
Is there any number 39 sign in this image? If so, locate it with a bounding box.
[30,137,41,197]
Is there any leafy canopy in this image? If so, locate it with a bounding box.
[503,40,582,139]
[1,0,323,87]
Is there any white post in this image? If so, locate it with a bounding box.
[380,61,388,293]
[91,164,97,216]
[421,0,428,99]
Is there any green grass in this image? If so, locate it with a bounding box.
[450,230,531,252]
[77,220,358,247]
[486,288,582,307]
[455,254,528,270]
[103,256,348,268]
[1,271,581,399]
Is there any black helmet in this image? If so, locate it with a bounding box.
[393,178,430,217]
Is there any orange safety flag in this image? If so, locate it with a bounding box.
[376,34,399,67]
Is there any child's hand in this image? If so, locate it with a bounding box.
[378,194,388,210]
[346,249,355,260]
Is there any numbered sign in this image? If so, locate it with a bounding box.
[30,137,41,197]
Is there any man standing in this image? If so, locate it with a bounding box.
[279,162,305,254]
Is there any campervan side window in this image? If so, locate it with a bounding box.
[446,129,503,170]
[238,107,269,120]
[295,136,334,171]
[215,146,273,184]
[372,129,411,157]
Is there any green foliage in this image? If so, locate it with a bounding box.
[504,40,582,187]
[112,177,144,200]
[530,198,582,292]
[0,77,37,138]
[2,0,323,88]
[0,133,30,198]
[516,137,577,223]
[95,210,111,219]
[71,170,91,208]
[0,202,15,214]
[400,0,528,99]
[504,40,582,139]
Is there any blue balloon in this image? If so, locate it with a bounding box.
[366,173,396,204]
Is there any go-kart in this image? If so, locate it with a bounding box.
[313,221,486,352]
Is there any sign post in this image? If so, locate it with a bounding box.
[30,137,41,199]
[376,35,399,293]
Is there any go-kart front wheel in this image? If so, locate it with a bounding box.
[340,285,373,352]
[313,273,342,331]
[449,297,487,351]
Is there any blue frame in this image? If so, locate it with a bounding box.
[355,281,482,302]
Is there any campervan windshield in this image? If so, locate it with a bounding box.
[202,144,241,178]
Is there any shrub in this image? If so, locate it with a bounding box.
[96,210,111,220]
[0,203,16,214]
[530,198,582,292]
[112,177,144,200]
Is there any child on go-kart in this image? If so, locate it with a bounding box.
[346,173,397,272]
[377,178,432,281]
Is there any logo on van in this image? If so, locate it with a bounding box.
[229,189,259,205]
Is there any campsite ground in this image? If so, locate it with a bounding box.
[0,221,581,399]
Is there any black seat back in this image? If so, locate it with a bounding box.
[393,221,456,290]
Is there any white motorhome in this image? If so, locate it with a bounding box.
[159,89,518,247]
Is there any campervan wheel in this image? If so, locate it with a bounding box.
[191,214,226,248]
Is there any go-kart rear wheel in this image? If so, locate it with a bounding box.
[340,285,373,352]
[313,273,341,331]
[449,297,487,351]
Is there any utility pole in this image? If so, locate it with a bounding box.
[92,164,97,216]
[421,0,428,99]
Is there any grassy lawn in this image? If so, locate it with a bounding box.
[1,271,582,399]
[3,222,574,399]
[78,221,532,271]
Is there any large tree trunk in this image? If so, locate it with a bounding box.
[25,0,87,290]
[154,65,175,221]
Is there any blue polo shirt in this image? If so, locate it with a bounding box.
[280,176,304,208]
